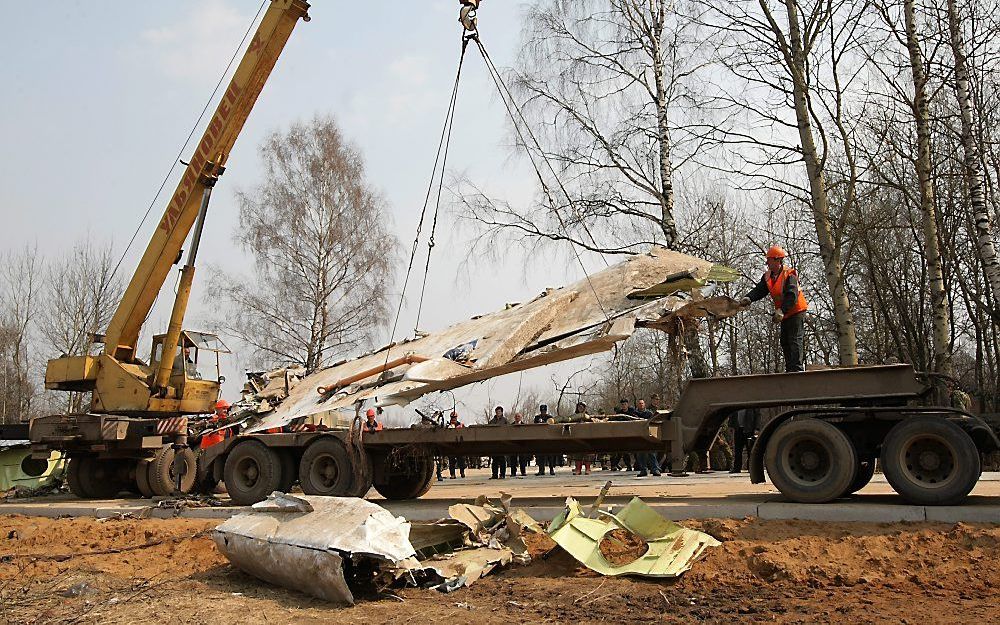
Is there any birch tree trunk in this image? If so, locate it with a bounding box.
[772,0,859,365]
[651,2,680,247]
[903,0,952,377]
[946,0,1000,316]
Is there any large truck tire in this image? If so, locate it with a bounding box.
[148,446,197,496]
[193,452,221,496]
[224,440,283,506]
[66,457,90,499]
[75,457,125,499]
[764,418,856,503]
[844,456,877,496]
[298,436,353,496]
[372,455,434,501]
[881,416,980,506]
[135,459,155,498]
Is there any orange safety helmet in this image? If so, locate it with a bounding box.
[766,245,788,260]
[366,408,376,418]
[215,399,231,411]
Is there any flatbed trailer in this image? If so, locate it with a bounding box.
[20,365,1000,506]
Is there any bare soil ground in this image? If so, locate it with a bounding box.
[1,514,998,624]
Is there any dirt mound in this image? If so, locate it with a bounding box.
[1,514,999,624]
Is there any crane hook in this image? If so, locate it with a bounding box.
[459,0,481,33]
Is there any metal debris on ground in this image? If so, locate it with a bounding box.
[547,496,720,578]
[213,492,541,603]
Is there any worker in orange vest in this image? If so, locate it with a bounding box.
[363,408,383,433]
[740,246,809,372]
[200,399,232,449]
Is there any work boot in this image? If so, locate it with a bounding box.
[652,471,661,477]
[636,472,648,478]
[536,470,544,476]
[729,468,740,474]
[460,471,466,478]
[549,468,555,475]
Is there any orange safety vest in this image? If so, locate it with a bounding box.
[765,267,808,320]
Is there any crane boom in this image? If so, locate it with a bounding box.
[45,0,310,417]
[105,0,310,363]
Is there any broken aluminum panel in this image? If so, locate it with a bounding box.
[213,493,421,604]
[247,247,738,432]
[547,496,720,578]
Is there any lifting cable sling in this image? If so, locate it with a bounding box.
[383,8,614,373]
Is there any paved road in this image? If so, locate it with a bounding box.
[2,470,998,524]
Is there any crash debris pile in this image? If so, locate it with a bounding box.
[214,492,719,604]
[213,492,540,604]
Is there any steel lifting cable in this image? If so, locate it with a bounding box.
[473,36,609,268]
[470,33,613,323]
[382,34,471,371]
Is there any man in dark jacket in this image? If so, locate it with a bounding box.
[534,404,556,475]
[729,407,761,473]
[740,245,809,372]
[634,399,662,478]
[489,406,508,479]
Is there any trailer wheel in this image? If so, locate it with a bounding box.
[372,454,434,501]
[277,450,298,493]
[224,440,283,506]
[135,459,155,498]
[66,457,90,499]
[75,457,126,499]
[298,437,353,496]
[148,446,197,496]
[764,418,856,503]
[844,457,877,496]
[881,416,980,505]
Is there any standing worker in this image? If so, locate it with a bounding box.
[728,407,760,473]
[634,400,662,478]
[740,245,809,372]
[509,412,528,477]
[447,411,467,479]
[363,408,383,433]
[488,406,508,479]
[533,404,556,476]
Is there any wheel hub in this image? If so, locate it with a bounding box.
[314,455,338,488]
[903,436,954,486]
[786,439,831,484]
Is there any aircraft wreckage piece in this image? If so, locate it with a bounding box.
[248,247,739,433]
[547,496,720,578]
[214,493,541,603]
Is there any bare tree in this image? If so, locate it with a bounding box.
[946,0,1000,316]
[707,0,862,366]
[210,115,398,373]
[456,0,720,256]
[37,239,123,413]
[0,247,41,423]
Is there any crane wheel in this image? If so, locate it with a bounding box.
[73,457,126,500]
[66,457,91,499]
[344,450,374,498]
[135,459,155,498]
[881,416,980,506]
[224,440,283,506]
[148,446,197,497]
[764,418,856,503]
[371,453,434,501]
[298,437,353,496]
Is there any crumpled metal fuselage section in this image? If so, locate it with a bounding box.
[247,247,738,433]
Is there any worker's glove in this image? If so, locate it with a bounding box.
[772,310,784,324]
[738,297,751,308]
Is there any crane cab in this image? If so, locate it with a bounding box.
[146,330,230,414]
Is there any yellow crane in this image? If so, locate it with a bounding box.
[32,0,311,498]
[45,0,310,415]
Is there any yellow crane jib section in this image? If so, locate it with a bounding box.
[102,0,311,364]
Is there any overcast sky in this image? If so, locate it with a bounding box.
[2,1,605,423]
